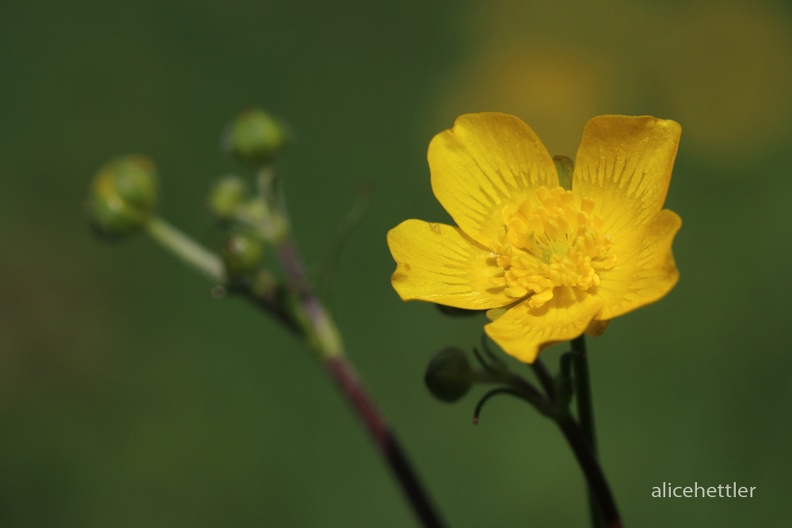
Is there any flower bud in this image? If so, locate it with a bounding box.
[208,175,248,221]
[224,109,287,167]
[88,155,157,238]
[221,233,265,278]
[424,347,473,403]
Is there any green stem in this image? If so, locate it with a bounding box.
[145,217,226,283]
[571,335,603,527]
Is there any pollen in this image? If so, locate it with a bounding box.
[493,186,616,308]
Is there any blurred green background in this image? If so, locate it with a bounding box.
[2,0,792,526]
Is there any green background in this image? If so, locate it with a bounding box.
[2,0,791,526]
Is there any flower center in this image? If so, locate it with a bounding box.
[491,186,616,309]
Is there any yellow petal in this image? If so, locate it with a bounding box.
[596,209,681,320]
[429,112,558,246]
[387,219,512,309]
[485,287,604,363]
[572,115,681,240]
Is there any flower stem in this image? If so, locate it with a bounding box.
[570,335,607,528]
[571,335,596,454]
[145,216,226,283]
[556,414,621,528]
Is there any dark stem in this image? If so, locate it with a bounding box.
[556,414,622,528]
[531,358,556,399]
[570,335,603,528]
[571,335,596,454]
[327,357,447,528]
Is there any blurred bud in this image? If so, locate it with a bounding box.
[235,198,288,242]
[221,233,265,278]
[224,108,287,167]
[88,155,157,238]
[208,175,248,221]
[424,347,473,403]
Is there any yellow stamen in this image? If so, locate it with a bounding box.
[496,186,616,308]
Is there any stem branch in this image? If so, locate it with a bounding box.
[146,217,226,283]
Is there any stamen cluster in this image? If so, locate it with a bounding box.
[491,187,616,308]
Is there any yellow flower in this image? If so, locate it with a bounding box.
[387,113,681,363]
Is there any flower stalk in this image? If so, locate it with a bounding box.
[571,335,597,454]
[454,344,620,528]
[570,335,604,527]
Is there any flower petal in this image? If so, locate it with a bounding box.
[429,112,558,246]
[387,219,511,309]
[596,209,681,320]
[485,287,604,363]
[572,115,681,240]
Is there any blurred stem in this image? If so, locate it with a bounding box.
[269,178,446,528]
[327,357,447,528]
[570,335,604,528]
[145,216,226,283]
[274,236,343,358]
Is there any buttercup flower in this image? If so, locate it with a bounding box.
[387,113,681,363]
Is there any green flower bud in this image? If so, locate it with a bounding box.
[88,155,158,238]
[208,175,248,221]
[424,347,473,403]
[221,233,265,278]
[224,108,287,167]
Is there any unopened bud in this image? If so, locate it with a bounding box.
[208,175,248,221]
[221,233,265,278]
[88,155,157,238]
[224,108,287,167]
[425,347,473,403]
